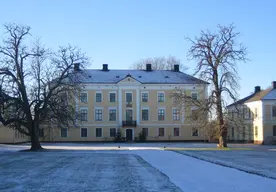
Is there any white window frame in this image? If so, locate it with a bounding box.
[173,127,180,137]
[80,128,88,138]
[109,91,116,102]
[109,108,117,121]
[157,92,165,102]
[95,91,103,102]
[109,128,117,137]
[61,128,68,138]
[191,92,198,100]
[272,106,276,118]
[158,108,166,121]
[125,91,133,103]
[95,107,103,121]
[80,92,88,103]
[141,107,149,121]
[80,107,88,121]
[141,91,149,102]
[158,127,165,137]
[172,108,180,121]
[95,128,103,138]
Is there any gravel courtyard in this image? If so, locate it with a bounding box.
[0,152,181,192]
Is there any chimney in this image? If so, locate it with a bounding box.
[272,81,276,89]
[102,64,109,71]
[146,64,152,71]
[74,63,80,71]
[174,64,180,72]
[255,86,261,93]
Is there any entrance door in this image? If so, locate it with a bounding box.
[126,109,133,121]
[126,129,133,141]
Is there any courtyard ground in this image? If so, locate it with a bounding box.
[1,143,276,192]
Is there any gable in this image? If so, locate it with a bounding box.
[117,76,141,85]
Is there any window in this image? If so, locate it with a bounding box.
[248,108,251,119]
[109,109,116,121]
[39,128,44,137]
[80,109,88,121]
[173,128,180,136]
[96,128,102,137]
[126,109,133,121]
[142,128,148,137]
[61,128,67,138]
[173,109,180,121]
[272,106,276,117]
[95,109,103,121]
[80,92,88,103]
[81,128,87,138]
[191,110,198,120]
[158,128,165,137]
[231,127,234,138]
[110,93,116,102]
[255,108,258,118]
[96,93,102,102]
[142,92,148,102]
[243,108,247,119]
[191,93,198,100]
[110,128,116,137]
[158,93,164,102]
[126,93,132,103]
[142,109,149,121]
[273,125,276,136]
[254,126,258,137]
[192,128,198,136]
[158,109,165,121]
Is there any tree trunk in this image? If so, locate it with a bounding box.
[218,131,228,148]
[30,123,42,151]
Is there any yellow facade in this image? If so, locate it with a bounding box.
[0,125,29,144]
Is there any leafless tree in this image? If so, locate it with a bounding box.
[130,55,188,71]
[174,24,247,147]
[0,24,88,150]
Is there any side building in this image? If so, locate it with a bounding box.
[41,64,209,142]
[227,82,276,144]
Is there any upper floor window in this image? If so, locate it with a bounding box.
[96,93,102,102]
[80,92,88,103]
[173,109,180,121]
[272,106,276,117]
[191,109,198,120]
[109,109,117,121]
[80,109,88,121]
[142,109,149,121]
[158,92,165,102]
[110,93,116,102]
[142,92,148,102]
[158,109,165,121]
[191,93,198,100]
[126,93,132,103]
[95,109,103,121]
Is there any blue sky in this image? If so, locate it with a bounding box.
[0,0,275,99]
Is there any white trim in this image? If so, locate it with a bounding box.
[136,88,140,125]
[79,107,88,122]
[125,108,133,120]
[109,91,117,102]
[125,128,135,140]
[141,91,149,102]
[118,87,122,126]
[108,108,117,122]
[125,91,133,103]
[172,107,180,121]
[141,108,149,121]
[191,92,198,100]
[80,91,88,103]
[109,127,117,137]
[95,127,103,138]
[157,108,166,121]
[157,91,165,102]
[271,105,276,119]
[80,127,88,138]
[95,108,103,121]
[95,91,103,103]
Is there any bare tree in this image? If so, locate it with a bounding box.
[174,24,247,147]
[130,55,188,71]
[0,24,88,150]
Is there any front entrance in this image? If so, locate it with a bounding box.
[126,129,133,141]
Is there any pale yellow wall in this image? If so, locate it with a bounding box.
[0,125,29,143]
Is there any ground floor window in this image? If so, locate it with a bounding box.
[158,128,164,137]
[39,128,44,137]
[273,125,276,136]
[81,128,87,138]
[61,128,68,138]
[231,127,234,138]
[192,128,198,136]
[254,126,258,137]
[96,128,102,137]
[110,128,116,137]
[142,128,148,137]
[173,128,180,136]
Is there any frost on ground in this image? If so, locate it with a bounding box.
[0,152,181,192]
[176,150,276,180]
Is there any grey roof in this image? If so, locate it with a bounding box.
[262,89,276,100]
[78,69,209,84]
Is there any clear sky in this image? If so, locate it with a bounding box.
[0,0,275,99]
